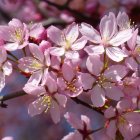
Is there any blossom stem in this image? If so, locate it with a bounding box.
[7,52,18,60]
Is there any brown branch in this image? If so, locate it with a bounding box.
[0,90,103,115]
[42,0,99,26]
[71,97,104,115]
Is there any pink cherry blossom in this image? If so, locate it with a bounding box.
[0,48,12,92]
[0,18,29,51]
[2,136,14,140]
[57,61,83,97]
[104,100,140,140]
[80,55,127,107]
[80,12,132,62]
[47,22,87,59]
[23,72,67,124]
[18,43,52,86]
[62,112,94,140]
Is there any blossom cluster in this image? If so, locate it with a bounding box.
[0,12,140,140]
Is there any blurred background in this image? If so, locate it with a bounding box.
[0,0,140,140]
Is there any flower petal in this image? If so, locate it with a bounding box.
[50,100,60,124]
[62,62,75,82]
[84,45,104,55]
[71,36,87,51]
[80,22,101,43]
[109,29,132,46]
[106,47,127,62]
[65,22,79,44]
[104,65,128,82]
[47,25,65,46]
[50,47,65,56]
[86,55,103,75]
[65,51,79,59]
[104,83,124,101]
[0,72,5,92]
[4,42,19,51]
[29,43,44,62]
[0,49,7,63]
[79,73,95,90]
[100,12,117,40]
[2,61,12,76]
[90,85,106,107]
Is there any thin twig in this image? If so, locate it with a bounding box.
[71,97,104,115]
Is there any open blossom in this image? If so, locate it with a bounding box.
[62,112,94,140]
[80,12,132,62]
[80,55,128,107]
[18,43,52,86]
[0,49,12,92]
[47,22,87,59]
[104,99,140,140]
[0,18,29,51]
[57,60,83,97]
[23,72,67,124]
[2,136,14,140]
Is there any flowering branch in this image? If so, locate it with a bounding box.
[0,90,103,115]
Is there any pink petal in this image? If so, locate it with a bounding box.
[57,77,67,90]
[90,85,106,107]
[86,55,103,76]
[54,93,67,107]
[106,120,117,140]
[109,29,132,46]
[104,65,128,82]
[23,84,46,96]
[50,100,60,123]
[104,106,116,119]
[65,22,79,44]
[127,29,138,50]
[27,70,43,86]
[80,22,101,43]
[18,57,43,73]
[29,43,44,62]
[4,43,19,51]
[44,50,51,66]
[64,112,83,129]
[125,57,138,71]
[50,47,65,56]
[106,47,127,62]
[8,18,23,28]
[45,73,57,93]
[79,73,95,90]
[71,36,87,51]
[65,51,79,59]
[28,97,47,116]
[104,83,124,101]
[62,62,75,82]
[2,61,12,76]
[117,12,130,30]
[47,25,65,46]
[84,45,104,55]
[0,49,7,63]
[0,72,5,92]
[100,12,117,40]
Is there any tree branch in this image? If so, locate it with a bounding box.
[0,90,103,115]
[71,97,104,115]
[42,0,99,26]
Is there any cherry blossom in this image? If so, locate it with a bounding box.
[80,12,132,62]
[0,18,29,51]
